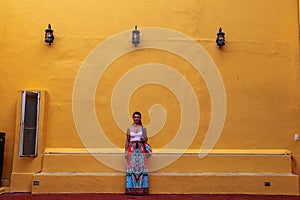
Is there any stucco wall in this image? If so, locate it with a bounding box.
[0,0,299,190]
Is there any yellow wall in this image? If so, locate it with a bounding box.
[0,0,300,192]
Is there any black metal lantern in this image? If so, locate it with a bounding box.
[45,24,54,45]
[132,25,140,46]
[216,27,225,48]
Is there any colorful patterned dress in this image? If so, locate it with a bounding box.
[125,131,149,195]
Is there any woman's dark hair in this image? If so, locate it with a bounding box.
[132,111,142,125]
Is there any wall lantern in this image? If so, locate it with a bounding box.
[45,24,54,45]
[132,25,140,46]
[216,27,225,48]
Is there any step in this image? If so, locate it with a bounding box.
[32,172,299,195]
[42,148,294,174]
[30,148,298,195]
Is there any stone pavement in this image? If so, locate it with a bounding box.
[0,193,300,200]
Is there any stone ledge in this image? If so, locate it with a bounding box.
[41,148,294,174]
[44,148,292,155]
[32,171,299,195]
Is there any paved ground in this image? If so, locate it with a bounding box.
[0,193,300,200]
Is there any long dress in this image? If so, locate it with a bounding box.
[125,131,149,195]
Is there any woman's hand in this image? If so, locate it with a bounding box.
[141,137,148,143]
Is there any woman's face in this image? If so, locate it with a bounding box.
[133,114,141,124]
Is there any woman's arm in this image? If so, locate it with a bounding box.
[125,128,130,151]
[141,127,148,142]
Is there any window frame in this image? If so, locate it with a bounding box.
[19,90,40,157]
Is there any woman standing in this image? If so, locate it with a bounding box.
[125,111,149,195]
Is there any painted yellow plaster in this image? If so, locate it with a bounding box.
[0,0,299,194]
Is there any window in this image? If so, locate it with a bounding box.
[19,91,40,157]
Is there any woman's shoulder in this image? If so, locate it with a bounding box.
[127,125,136,131]
[127,125,134,130]
[127,125,145,132]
